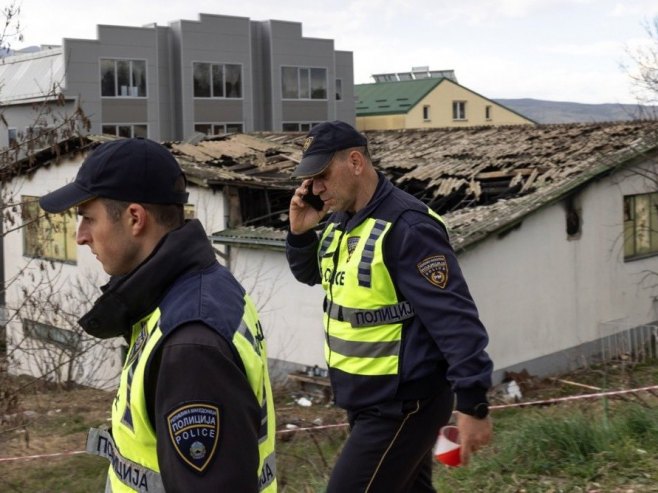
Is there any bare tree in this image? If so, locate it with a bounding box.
[0,1,22,54]
[624,16,658,109]
[0,4,95,418]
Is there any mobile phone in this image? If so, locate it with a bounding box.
[302,182,324,211]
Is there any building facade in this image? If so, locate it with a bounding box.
[355,68,534,130]
[0,13,355,147]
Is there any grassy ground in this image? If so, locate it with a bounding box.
[1,360,657,492]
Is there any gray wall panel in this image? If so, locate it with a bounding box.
[281,101,328,122]
[101,100,148,122]
[193,100,243,122]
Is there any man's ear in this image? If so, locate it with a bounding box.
[349,149,366,175]
[126,203,148,235]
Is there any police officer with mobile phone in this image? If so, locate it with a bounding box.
[286,121,493,492]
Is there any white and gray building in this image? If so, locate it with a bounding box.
[0,13,355,147]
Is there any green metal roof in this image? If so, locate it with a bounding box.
[355,79,443,116]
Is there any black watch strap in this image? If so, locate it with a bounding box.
[463,402,489,419]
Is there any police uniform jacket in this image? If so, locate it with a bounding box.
[81,219,274,492]
[286,173,493,413]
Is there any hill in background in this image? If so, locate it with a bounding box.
[495,98,658,124]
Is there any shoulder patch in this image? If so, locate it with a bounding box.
[417,255,449,288]
[347,236,360,261]
[167,403,220,473]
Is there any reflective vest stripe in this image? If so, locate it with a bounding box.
[259,451,277,491]
[357,220,387,287]
[258,386,268,444]
[318,225,337,258]
[87,427,165,493]
[238,320,262,356]
[237,321,270,445]
[326,301,415,328]
[328,335,401,358]
[328,350,398,376]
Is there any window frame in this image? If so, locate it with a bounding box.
[101,124,148,139]
[423,105,431,122]
[192,62,243,99]
[485,105,492,120]
[335,78,343,101]
[22,195,77,264]
[452,101,467,121]
[193,122,244,135]
[23,319,81,351]
[624,192,658,261]
[281,66,328,100]
[100,58,147,98]
[281,122,321,132]
[8,127,17,147]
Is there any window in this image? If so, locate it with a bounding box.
[485,105,492,120]
[452,101,466,120]
[193,63,242,98]
[102,124,148,138]
[281,67,327,100]
[101,59,147,97]
[282,122,320,132]
[184,204,196,220]
[8,128,17,147]
[24,125,56,147]
[194,123,243,135]
[23,319,81,351]
[423,105,431,121]
[336,79,343,101]
[22,195,77,263]
[624,193,658,260]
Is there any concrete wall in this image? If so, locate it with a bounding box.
[458,160,658,379]
[226,246,326,373]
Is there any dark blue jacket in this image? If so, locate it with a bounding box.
[287,173,493,412]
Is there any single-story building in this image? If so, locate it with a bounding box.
[4,121,658,388]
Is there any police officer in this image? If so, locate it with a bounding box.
[286,121,493,492]
[39,138,277,492]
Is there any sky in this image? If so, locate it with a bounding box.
[8,0,658,104]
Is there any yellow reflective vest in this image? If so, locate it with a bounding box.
[318,209,446,409]
[87,265,277,492]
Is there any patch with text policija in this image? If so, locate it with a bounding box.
[167,403,220,473]
[417,255,449,289]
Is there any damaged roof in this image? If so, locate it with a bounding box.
[189,121,658,252]
[10,121,658,253]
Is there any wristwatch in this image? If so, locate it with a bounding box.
[462,402,489,419]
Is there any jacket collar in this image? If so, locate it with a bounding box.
[79,219,216,339]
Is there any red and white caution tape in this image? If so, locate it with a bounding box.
[0,450,86,463]
[490,384,658,410]
[2,384,656,463]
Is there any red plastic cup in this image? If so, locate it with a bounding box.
[433,425,461,467]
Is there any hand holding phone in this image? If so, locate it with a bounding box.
[302,182,325,211]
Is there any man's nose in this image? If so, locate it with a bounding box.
[76,226,88,245]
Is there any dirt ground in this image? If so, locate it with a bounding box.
[1,360,655,466]
[0,372,347,465]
